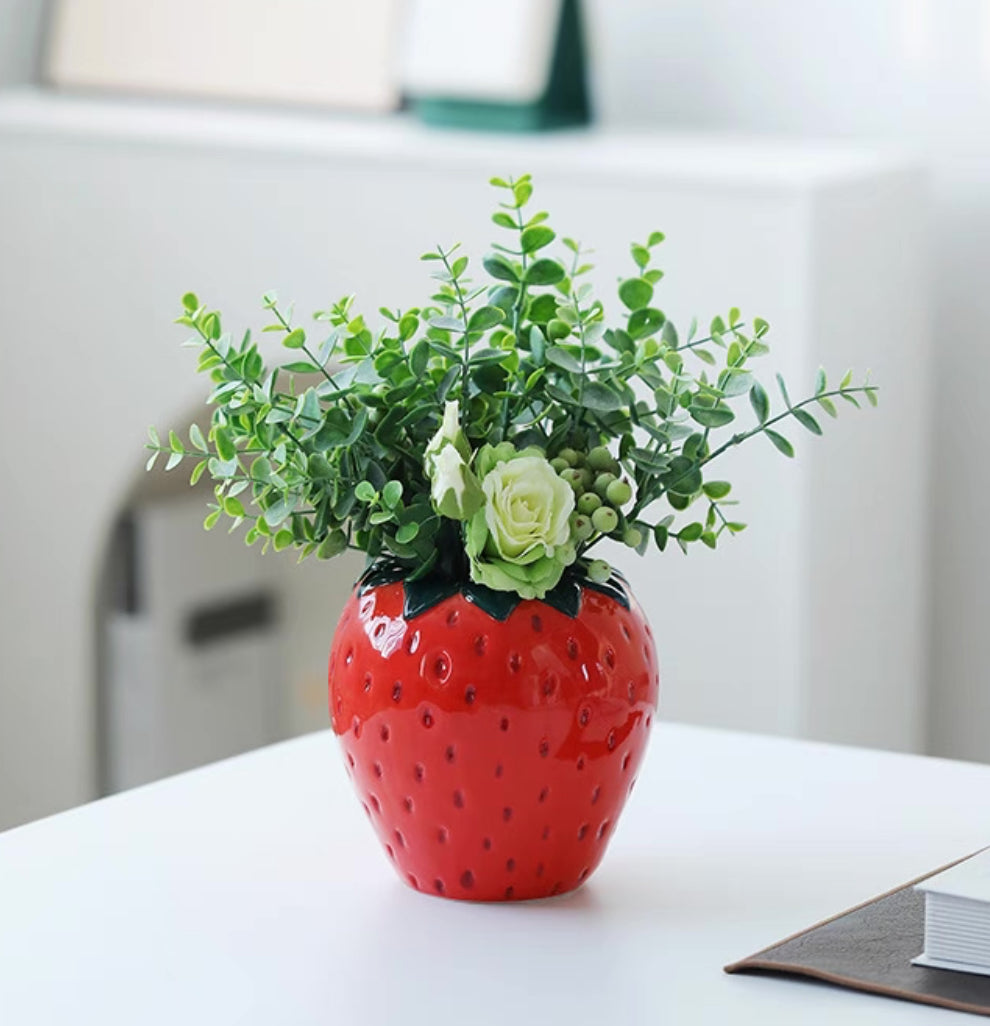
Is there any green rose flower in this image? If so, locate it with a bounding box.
[467,447,577,599]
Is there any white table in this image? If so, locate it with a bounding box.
[0,724,984,1025]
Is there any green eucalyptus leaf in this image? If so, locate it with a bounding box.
[546,346,582,374]
[703,481,732,500]
[483,254,519,282]
[524,259,566,285]
[792,407,823,435]
[189,423,208,452]
[520,225,556,253]
[582,382,625,412]
[214,428,236,462]
[689,403,734,429]
[467,306,506,333]
[631,243,650,269]
[765,429,795,457]
[356,481,378,503]
[618,277,654,311]
[382,480,403,509]
[749,382,770,424]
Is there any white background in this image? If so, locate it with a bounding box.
[0,0,980,820]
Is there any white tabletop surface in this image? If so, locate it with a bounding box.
[1,723,987,1025]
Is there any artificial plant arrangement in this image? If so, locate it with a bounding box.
[148,175,876,901]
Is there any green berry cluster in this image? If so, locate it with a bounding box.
[552,446,643,579]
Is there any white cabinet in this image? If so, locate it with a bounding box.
[0,90,930,829]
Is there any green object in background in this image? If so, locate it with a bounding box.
[410,0,590,132]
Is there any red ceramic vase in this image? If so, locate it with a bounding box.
[329,572,659,901]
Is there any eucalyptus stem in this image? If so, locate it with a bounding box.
[153,174,877,576]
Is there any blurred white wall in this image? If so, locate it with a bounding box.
[584,0,990,761]
[0,0,45,86]
[0,0,980,819]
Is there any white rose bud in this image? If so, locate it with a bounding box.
[429,443,484,522]
[424,399,471,476]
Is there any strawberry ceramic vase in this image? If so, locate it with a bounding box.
[329,561,659,901]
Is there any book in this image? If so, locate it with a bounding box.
[914,848,990,976]
[725,850,990,1017]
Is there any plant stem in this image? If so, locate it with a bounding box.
[439,247,473,428]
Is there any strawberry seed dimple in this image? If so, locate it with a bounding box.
[474,635,488,656]
[505,885,515,899]
[578,823,589,841]
[591,785,601,805]
[621,623,632,642]
[385,844,395,860]
[604,647,616,669]
[363,675,372,692]
[392,682,403,703]
[506,857,516,872]
[369,794,381,813]
[444,745,455,763]
[598,820,610,840]
[494,763,503,778]
[502,807,513,822]
[508,652,522,673]
[446,610,459,627]
[394,829,405,848]
[579,707,591,727]
[434,879,445,894]
[566,637,579,660]
[345,648,354,666]
[414,763,425,782]
[460,870,475,889]
[538,786,549,803]
[500,717,510,732]
[531,614,543,633]
[372,761,383,778]
[453,790,465,809]
[352,719,362,739]
[538,738,550,758]
[437,827,448,844]
[577,755,586,771]
[465,685,476,705]
[406,630,421,655]
[482,837,492,851]
[402,796,413,813]
[380,724,390,742]
[622,752,631,772]
[422,710,434,729]
[607,729,617,751]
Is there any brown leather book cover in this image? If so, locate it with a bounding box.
[725,852,990,1017]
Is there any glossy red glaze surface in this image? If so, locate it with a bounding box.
[329,581,659,901]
